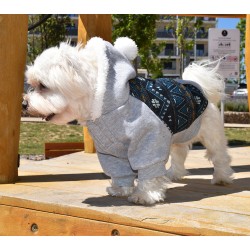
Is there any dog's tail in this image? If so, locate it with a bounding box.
[182,60,225,104]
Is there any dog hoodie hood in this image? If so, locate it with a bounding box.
[84,37,138,121]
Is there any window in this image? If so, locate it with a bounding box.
[196,44,205,56]
[165,44,174,56]
[164,60,176,70]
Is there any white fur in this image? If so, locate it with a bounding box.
[182,60,225,104]
[107,185,135,197]
[167,103,233,186]
[84,37,109,121]
[114,37,138,61]
[25,41,98,125]
[128,176,170,205]
[24,38,234,205]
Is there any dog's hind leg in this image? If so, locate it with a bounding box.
[167,144,190,181]
[197,103,234,185]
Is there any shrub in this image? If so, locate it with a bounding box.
[219,98,249,112]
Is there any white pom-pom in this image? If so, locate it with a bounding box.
[114,37,138,61]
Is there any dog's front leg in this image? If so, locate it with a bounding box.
[97,153,137,197]
[127,162,171,205]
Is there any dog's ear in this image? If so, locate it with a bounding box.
[114,37,138,61]
[58,42,80,69]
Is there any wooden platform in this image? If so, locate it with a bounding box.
[0,147,250,236]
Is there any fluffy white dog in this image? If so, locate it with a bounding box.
[23,37,234,205]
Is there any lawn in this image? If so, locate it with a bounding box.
[19,122,83,154]
[19,122,250,155]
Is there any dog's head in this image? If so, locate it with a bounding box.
[23,42,97,125]
[23,37,138,125]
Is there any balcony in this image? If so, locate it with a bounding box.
[156,31,208,39]
[196,32,208,39]
[159,50,177,57]
[156,31,175,39]
[197,17,216,22]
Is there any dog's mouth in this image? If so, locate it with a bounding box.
[42,113,56,121]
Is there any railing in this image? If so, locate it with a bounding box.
[158,16,216,22]
[156,31,175,38]
[156,31,208,39]
[159,50,208,57]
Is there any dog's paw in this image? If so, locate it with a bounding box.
[166,167,189,181]
[127,175,170,205]
[107,186,134,197]
[128,189,166,205]
[211,168,234,185]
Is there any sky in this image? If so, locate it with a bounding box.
[217,18,240,29]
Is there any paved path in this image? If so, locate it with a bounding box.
[21,117,44,122]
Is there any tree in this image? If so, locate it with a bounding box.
[236,18,246,84]
[164,16,203,75]
[112,14,165,78]
[27,15,72,63]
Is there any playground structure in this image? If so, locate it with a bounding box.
[0,14,250,235]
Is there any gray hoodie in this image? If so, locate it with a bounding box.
[85,37,207,187]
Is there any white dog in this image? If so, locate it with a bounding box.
[23,37,234,205]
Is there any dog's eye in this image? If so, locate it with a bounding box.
[39,82,47,90]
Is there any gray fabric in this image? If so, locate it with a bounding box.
[86,39,205,186]
[87,96,172,185]
[100,42,136,115]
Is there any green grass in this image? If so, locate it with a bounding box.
[218,99,249,112]
[19,122,250,155]
[224,127,250,146]
[19,122,83,154]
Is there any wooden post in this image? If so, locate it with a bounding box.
[0,15,28,183]
[78,14,112,153]
[245,14,250,112]
[78,14,112,44]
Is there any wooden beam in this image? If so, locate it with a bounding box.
[0,15,28,183]
[78,14,112,44]
[177,14,246,18]
[78,14,112,153]
[246,15,250,111]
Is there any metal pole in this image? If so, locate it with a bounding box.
[221,79,226,123]
[194,16,197,61]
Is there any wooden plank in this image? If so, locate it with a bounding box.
[245,14,250,111]
[78,14,112,153]
[45,142,85,150]
[0,185,249,236]
[45,142,85,159]
[45,150,83,159]
[1,163,250,236]
[1,145,249,236]
[0,204,174,236]
[0,14,28,183]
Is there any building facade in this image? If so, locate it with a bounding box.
[65,15,217,78]
[155,15,217,78]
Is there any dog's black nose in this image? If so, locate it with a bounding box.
[22,100,28,110]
